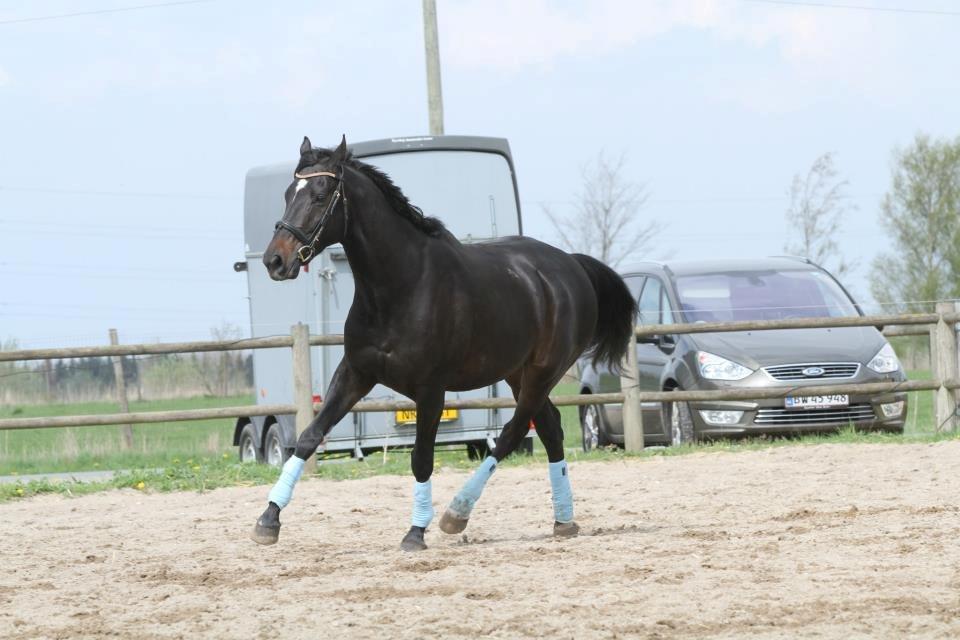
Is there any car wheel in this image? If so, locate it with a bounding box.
[580,403,609,451]
[238,424,262,464]
[664,391,695,446]
[264,423,289,468]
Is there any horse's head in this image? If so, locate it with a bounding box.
[263,135,350,280]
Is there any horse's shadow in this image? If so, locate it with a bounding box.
[445,522,663,547]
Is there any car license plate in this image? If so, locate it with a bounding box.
[395,409,459,425]
[785,395,849,410]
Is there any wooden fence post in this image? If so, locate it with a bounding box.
[291,323,316,473]
[620,332,644,452]
[933,302,959,432]
[109,328,134,450]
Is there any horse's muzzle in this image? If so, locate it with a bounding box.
[263,250,300,281]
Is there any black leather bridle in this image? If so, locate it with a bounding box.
[273,167,347,264]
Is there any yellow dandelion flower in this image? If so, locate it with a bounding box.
[15,487,24,496]
[222,453,229,459]
[135,481,145,490]
[192,465,201,472]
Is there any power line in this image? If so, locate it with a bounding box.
[0,185,235,200]
[743,0,960,16]
[0,0,215,26]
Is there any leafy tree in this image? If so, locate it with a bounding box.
[869,134,960,311]
[545,151,657,267]
[784,152,856,278]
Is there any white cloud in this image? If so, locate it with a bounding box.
[439,0,915,110]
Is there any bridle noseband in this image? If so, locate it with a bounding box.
[273,168,348,263]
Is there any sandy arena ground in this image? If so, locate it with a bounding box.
[2,442,960,639]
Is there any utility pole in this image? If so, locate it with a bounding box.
[422,0,444,135]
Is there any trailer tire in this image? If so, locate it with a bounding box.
[238,424,262,464]
[264,423,289,468]
[466,441,490,460]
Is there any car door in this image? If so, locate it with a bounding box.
[635,276,676,437]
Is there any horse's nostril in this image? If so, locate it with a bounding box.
[267,253,282,270]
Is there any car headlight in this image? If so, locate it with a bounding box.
[867,343,900,374]
[696,351,754,381]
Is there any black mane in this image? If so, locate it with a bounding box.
[298,147,447,237]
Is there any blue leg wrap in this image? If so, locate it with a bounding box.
[267,456,305,508]
[448,456,497,519]
[411,480,434,528]
[549,460,574,523]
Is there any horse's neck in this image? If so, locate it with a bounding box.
[341,188,432,300]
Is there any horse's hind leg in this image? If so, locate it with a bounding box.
[439,371,555,535]
[533,399,579,537]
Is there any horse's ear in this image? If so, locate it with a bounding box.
[333,134,348,162]
[300,136,312,156]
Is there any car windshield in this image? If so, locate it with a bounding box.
[674,270,859,322]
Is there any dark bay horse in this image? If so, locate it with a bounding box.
[251,136,637,551]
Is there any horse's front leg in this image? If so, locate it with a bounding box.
[251,361,373,545]
[400,387,445,552]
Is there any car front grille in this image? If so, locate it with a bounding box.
[754,404,876,425]
[763,362,860,381]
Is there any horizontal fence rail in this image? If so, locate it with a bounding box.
[1,309,957,441]
[0,334,346,363]
[1,382,957,431]
[634,312,959,338]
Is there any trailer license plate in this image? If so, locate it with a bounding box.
[395,409,459,425]
[785,395,849,409]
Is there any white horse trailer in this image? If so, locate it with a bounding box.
[233,135,528,465]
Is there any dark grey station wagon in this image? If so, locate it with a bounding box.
[578,257,908,448]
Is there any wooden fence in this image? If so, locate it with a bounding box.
[1,304,957,457]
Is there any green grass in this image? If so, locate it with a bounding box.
[5,424,960,504]
[0,370,946,500]
[903,369,934,434]
[0,395,253,475]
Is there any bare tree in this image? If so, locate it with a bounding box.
[545,151,657,267]
[784,152,857,278]
[191,321,243,397]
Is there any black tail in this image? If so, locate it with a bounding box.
[572,254,637,372]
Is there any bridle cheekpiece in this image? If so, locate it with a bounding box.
[273,168,348,263]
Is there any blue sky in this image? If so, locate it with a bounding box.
[0,0,957,349]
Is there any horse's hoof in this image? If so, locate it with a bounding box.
[251,520,280,545]
[400,526,427,552]
[251,503,281,545]
[438,510,469,534]
[553,521,580,537]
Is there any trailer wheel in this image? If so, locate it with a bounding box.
[264,424,289,468]
[466,441,490,460]
[238,424,262,464]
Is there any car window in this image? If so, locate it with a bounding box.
[675,269,859,322]
[660,286,674,325]
[624,275,645,301]
[638,277,662,325]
